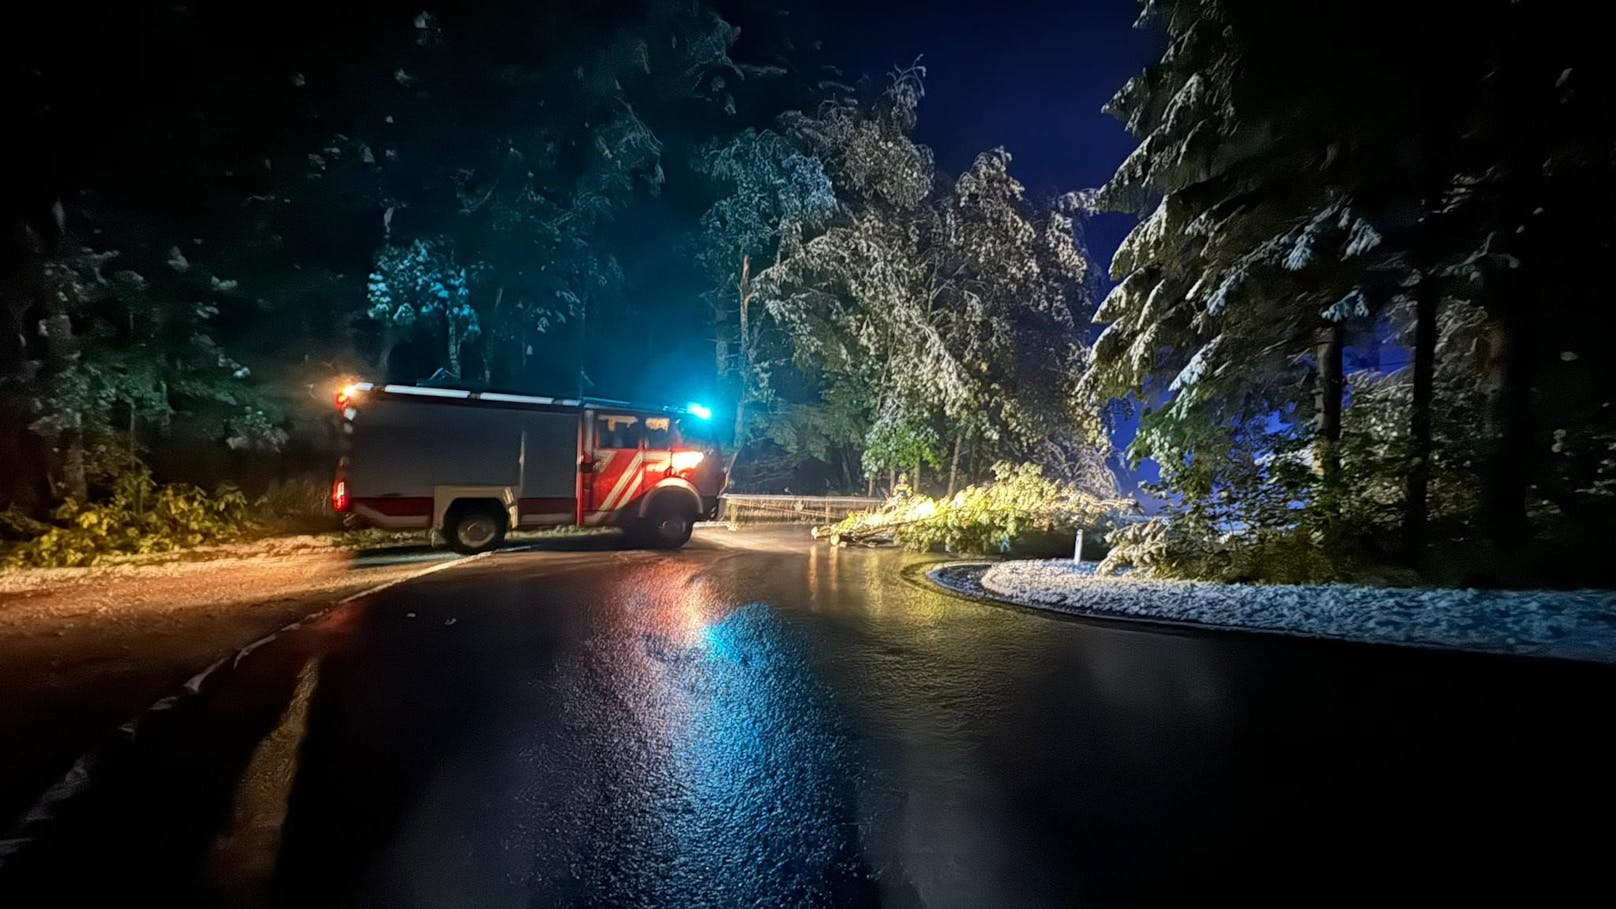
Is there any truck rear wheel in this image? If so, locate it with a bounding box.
[445,503,507,554]
[636,499,695,550]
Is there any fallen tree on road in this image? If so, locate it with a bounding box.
[814,463,1136,556]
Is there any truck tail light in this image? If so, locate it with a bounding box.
[331,478,350,513]
[335,382,362,410]
[671,450,705,472]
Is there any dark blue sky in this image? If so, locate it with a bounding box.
[806,0,1161,270]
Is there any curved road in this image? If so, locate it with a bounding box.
[3,527,1612,906]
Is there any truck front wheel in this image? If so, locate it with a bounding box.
[445,503,507,554]
[636,499,696,549]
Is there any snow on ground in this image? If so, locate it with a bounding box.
[969,559,1616,663]
[0,532,427,597]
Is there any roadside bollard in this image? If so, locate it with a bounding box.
[1074,529,1084,564]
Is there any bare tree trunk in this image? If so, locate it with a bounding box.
[41,295,86,502]
[55,421,87,503]
[720,257,757,497]
[1311,320,1345,560]
[446,318,461,377]
[713,305,728,377]
[914,462,923,495]
[486,286,503,384]
[947,430,964,497]
[128,311,140,482]
[378,324,398,378]
[722,397,746,496]
[1404,283,1438,564]
[1,198,63,513]
[1315,322,1345,488]
[1484,286,1532,561]
[723,252,765,494]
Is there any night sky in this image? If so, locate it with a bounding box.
[806,0,1159,270]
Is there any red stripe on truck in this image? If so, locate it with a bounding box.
[349,497,433,516]
[519,496,575,513]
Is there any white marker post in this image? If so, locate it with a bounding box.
[1074,528,1084,565]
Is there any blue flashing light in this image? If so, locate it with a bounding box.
[686,402,713,420]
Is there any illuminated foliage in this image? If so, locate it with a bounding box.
[726,69,1109,490]
[366,237,477,375]
[27,226,283,504]
[3,470,252,567]
[820,463,1132,555]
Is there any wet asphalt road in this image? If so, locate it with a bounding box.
[3,527,1614,907]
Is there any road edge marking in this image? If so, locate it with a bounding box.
[0,549,494,868]
[337,549,490,604]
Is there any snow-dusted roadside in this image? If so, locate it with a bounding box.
[0,532,425,593]
[0,542,466,825]
[964,559,1616,664]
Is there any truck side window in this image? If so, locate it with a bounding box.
[644,417,672,449]
[595,415,642,449]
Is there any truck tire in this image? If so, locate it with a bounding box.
[636,498,696,550]
[445,502,507,554]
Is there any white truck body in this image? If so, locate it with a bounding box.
[332,382,720,551]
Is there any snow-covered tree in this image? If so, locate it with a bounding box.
[693,127,837,477]
[1088,0,1412,544]
[366,237,477,376]
[1095,0,1616,582]
[749,68,1109,494]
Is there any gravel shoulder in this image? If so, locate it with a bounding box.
[0,538,460,824]
[936,558,1616,664]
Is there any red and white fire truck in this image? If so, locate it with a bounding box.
[329,381,723,553]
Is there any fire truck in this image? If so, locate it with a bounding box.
[329,381,723,553]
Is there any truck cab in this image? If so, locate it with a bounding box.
[580,406,721,544]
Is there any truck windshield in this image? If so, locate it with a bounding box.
[644,417,678,449]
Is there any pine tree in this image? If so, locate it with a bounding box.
[1096,0,1616,581]
[1089,0,1402,548]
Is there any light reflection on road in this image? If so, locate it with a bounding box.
[511,557,874,905]
[223,538,1246,907]
[15,529,1609,907]
[208,657,321,903]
